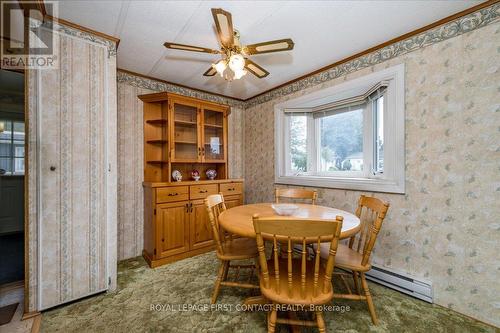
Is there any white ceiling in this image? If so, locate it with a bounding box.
[51,1,478,100]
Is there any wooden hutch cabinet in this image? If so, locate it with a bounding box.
[140,92,243,268]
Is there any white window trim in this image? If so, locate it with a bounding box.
[275,64,405,194]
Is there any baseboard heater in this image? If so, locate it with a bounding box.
[364,265,433,303]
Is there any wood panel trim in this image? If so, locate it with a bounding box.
[19,0,120,46]
[246,0,499,101]
[21,311,41,321]
[30,313,42,333]
[24,58,30,314]
[35,0,46,17]
[16,0,46,17]
[45,15,120,46]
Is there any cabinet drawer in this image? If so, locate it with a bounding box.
[156,186,189,203]
[220,183,243,196]
[190,184,218,200]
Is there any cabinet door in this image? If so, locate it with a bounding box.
[189,199,214,250]
[201,105,227,162]
[169,97,201,162]
[157,202,190,258]
[225,195,243,209]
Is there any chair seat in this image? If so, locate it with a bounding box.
[259,258,333,305]
[318,243,371,272]
[217,237,258,260]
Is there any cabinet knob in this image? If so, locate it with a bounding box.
[168,193,178,196]
[199,190,207,193]
[50,166,56,171]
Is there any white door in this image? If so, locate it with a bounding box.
[36,33,110,310]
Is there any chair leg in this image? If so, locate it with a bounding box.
[211,260,226,304]
[268,304,277,333]
[222,260,230,281]
[352,271,361,295]
[360,272,378,325]
[315,311,326,333]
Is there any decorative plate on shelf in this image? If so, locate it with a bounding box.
[172,170,182,182]
[206,169,217,180]
[191,169,200,181]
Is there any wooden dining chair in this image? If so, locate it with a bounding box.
[275,188,318,205]
[328,195,390,325]
[253,214,343,333]
[205,194,260,303]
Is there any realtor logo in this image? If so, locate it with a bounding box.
[1,1,58,69]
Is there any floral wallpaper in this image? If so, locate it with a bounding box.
[116,77,245,261]
[244,21,500,327]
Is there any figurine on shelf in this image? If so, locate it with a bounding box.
[172,170,182,182]
[191,169,200,181]
[206,169,217,180]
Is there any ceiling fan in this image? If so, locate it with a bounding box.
[164,8,294,81]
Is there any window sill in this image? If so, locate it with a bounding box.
[275,175,405,194]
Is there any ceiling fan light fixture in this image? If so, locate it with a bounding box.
[233,68,247,80]
[228,53,245,72]
[213,59,227,77]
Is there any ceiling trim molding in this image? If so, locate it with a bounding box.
[117,68,246,108]
[20,0,121,47]
[244,0,499,106]
[45,15,121,47]
[17,0,46,16]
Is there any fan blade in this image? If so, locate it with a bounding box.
[245,59,269,78]
[211,8,234,48]
[203,66,217,77]
[244,38,294,55]
[164,42,220,54]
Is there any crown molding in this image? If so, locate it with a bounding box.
[117,68,246,108]
[17,0,120,47]
[45,15,120,47]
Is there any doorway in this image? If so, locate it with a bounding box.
[0,69,25,326]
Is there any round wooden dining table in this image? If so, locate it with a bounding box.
[218,203,361,240]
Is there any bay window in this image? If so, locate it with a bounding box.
[275,64,405,193]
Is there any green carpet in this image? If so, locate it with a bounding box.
[41,253,496,332]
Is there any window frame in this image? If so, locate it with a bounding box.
[275,64,405,194]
